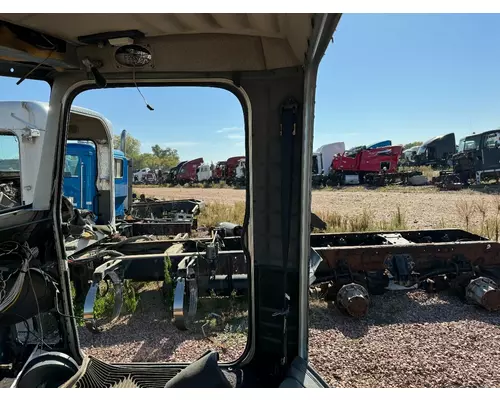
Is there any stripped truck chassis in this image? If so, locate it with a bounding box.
[119,199,204,236]
[364,171,423,186]
[73,228,500,333]
[325,170,423,187]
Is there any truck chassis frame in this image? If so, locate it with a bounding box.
[70,228,500,333]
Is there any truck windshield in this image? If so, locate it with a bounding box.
[64,155,81,177]
[0,134,20,171]
[345,146,364,157]
[416,145,426,155]
[461,137,480,151]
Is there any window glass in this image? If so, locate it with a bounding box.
[0,133,21,210]
[484,132,500,149]
[64,155,81,177]
[115,159,124,179]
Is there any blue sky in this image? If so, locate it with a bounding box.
[1,13,500,163]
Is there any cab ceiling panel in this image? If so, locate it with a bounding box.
[0,13,315,73]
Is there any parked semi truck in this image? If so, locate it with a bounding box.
[447,129,500,184]
[414,132,456,168]
[196,156,247,184]
[312,142,345,187]
[327,144,403,185]
[196,163,214,183]
[176,157,204,185]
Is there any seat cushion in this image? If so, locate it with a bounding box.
[165,351,233,388]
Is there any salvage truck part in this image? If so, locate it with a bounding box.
[83,259,124,333]
[172,256,199,331]
[69,228,500,336]
[336,283,370,317]
[433,129,500,187]
[120,198,204,236]
[466,276,500,311]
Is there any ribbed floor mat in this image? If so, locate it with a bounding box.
[65,356,183,388]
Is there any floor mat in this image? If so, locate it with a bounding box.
[65,356,182,388]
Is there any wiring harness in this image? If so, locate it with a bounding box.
[0,242,35,313]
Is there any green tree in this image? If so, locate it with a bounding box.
[150,144,180,169]
[111,133,180,171]
[113,133,141,159]
[403,141,423,150]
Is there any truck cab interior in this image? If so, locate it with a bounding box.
[0,13,342,388]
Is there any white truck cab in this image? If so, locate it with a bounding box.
[313,142,345,175]
[196,163,213,182]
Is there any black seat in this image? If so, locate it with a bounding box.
[165,351,235,388]
[278,357,328,388]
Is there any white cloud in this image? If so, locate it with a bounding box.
[227,134,244,140]
[217,127,243,134]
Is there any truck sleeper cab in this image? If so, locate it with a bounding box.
[64,143,130,219]
[0,101,117,226]
[176,157,204,185]
[415,132,456,167]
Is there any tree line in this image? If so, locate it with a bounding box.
[113,133,180,171]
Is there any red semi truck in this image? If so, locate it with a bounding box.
[328,145,403,185]
[212,161,227,182]
[176,157,204,185]
[225,156,245,184]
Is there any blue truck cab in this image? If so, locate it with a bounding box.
[64,141,130,219]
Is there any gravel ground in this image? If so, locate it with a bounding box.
[309,291,500,388]
[135,185,500,230]
[79,285,500,387]
[79,284,247,363]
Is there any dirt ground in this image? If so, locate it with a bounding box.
[135,185,500,230]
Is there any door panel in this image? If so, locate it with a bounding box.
[481,131,500,170]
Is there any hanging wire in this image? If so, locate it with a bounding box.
[16,51,54,86]
[132,66,154,111]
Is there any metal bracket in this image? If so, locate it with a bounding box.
[279,98,299,137]
[173,275,198,331]
[83,259,124,333]
[21,128,41,142]
[272,293,290,318]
